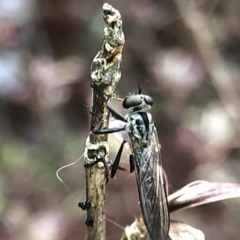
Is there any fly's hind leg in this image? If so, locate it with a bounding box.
[110,154,135,177]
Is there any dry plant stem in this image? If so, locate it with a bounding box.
[84,3,124,240]
[173,0,240,136]
[120,216,204,240]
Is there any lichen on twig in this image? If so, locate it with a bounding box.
[83,3,125,240]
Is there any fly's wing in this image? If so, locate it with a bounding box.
[130,132,169,240]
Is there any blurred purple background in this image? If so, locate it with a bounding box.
[0,0,240,239]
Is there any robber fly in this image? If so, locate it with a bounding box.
[94,89,170,240]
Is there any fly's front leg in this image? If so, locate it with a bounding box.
[91,94,126,133]
[90,106,125,134]
[93,126,125,134]
[107,106,126,122]
[93,107,126,134]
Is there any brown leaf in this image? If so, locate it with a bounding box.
[169,221,205,240]
[168,180,240,212]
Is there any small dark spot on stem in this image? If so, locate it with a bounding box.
[78,200,91,210]
[85,216,94,227]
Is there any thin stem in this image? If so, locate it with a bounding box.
[83,4,125,240]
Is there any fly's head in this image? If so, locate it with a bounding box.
[122,94,153,113]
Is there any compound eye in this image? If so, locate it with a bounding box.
[144,95,153,106]
[123,95,142,109]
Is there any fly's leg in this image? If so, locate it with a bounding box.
[92,107,125,134]
[110,140,126,178]
[89,108,102,122]
[98,157,110,182]
[93,127,125,134]
[129,154,135,173]
[107,106,126,122]
[90,81,125,120]
[110,143,135,177]
[84,157,110,182]
[90,94,129,177]
[90,82,105,96]
[112,154,135,174]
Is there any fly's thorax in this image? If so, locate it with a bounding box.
[126,111,155,144]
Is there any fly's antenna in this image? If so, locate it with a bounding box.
[137,83,142,94]
[56,153,84,201]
